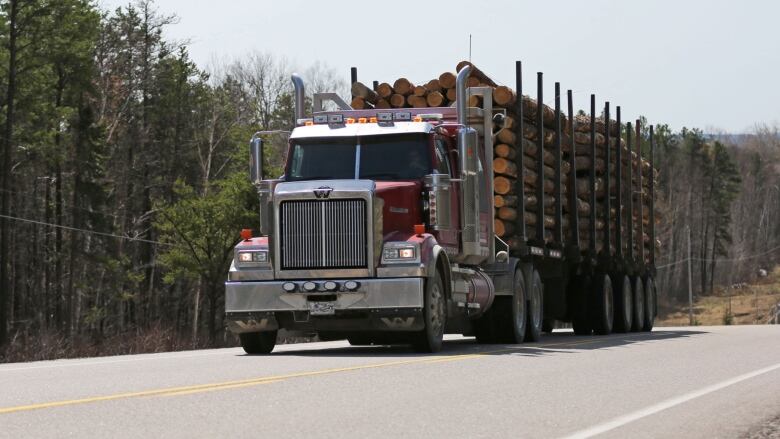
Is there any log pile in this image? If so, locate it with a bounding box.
[352,62,660,262]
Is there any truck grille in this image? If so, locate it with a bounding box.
[279,199,368,270]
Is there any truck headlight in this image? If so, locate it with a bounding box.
[236,250,269,265]
[381,242,419,264]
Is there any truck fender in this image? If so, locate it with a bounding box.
[417,236,452,301]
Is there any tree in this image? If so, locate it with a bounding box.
[155,173,258,342]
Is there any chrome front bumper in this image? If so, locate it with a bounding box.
[226,277,424,312]
[225,277,425,334]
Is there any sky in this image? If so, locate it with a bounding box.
[99,0,780,134]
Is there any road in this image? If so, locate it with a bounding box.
[1,325,779,438]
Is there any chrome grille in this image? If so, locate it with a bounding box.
[280,199,367,269]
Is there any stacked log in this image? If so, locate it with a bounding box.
[354,62,659,261]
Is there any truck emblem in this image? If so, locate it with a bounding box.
[314,186,333,199]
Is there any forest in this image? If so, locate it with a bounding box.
[0,0,778,361]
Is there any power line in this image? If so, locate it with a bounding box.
[656,243,780,269]
[0,214,172,247]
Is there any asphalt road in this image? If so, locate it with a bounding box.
[1,326,779,438]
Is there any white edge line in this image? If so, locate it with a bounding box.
[560,362,780,439]
[0,335,481,372]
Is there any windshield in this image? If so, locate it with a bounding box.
[286,134,431,181]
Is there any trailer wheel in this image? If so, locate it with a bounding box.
[239,330,277,355]
[571,276,592,335]
[612,274,633,333]
[591,274,613,335]
[412,270,446,353]
[631,277,645,332]
[642,276,656,332]
[525,269,543,342]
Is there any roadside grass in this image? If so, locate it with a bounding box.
[657,266,780,326]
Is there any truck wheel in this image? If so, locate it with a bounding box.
[591,274,613,335]
[412,270,446,353]
[571,276,592,335]
[525,269,543,342]
[496,269,527,343]
[473,306,499,344]
[642,277,656,332]
[347,335,374,346]
[631,277,645,332]
[612,274,633,333]
[239,330,277,354]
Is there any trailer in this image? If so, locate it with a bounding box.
[224,61,658,354]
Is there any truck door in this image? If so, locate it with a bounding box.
[434,136,459,249]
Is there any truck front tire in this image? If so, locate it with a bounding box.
[412,270,446,353]
[239,330,278,355]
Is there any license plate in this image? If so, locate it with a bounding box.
[308,301,336,316]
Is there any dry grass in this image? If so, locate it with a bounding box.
[657,266,780,326]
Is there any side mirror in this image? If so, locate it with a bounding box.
[250,136,264,185]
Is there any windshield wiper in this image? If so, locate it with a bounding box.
[289,175,338,181]
[360,173,400,180]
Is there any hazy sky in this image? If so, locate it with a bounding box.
[100,0,779,133]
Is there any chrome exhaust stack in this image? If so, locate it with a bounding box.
[455,65,485,264]
[291,73,305,124]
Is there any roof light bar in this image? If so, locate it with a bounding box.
[313,114,328,124]
[394,112,411,121]
[328,114,344,124]
[377,112,393,122]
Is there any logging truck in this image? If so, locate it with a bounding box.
[225,61,658,354]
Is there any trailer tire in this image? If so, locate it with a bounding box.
[642,276,656,332]
[612,274,633,333]
[571,276,592,335]
[525,269,543,342]
[412,270,446,353]
[631,277,645,332]
[591,274,613,335]
[239,330,277,355]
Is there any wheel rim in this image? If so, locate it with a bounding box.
[623,278,632,323]
[646,279,655,322]
[636,283,644,325]
[429,281,445,336]
[515,278,526,331]
[604,278,613,322]
[531,283,542,328]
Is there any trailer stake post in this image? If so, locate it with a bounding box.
[615,106,623,259]
[567,90,579,250]
[554,82,563,246]
[603,102,611,258]
[589,94,597,258]
[636,119,644,268]
[649,125,656,272]
[513,61,528,252]
[626,122,634,263]
[535,72,545,247]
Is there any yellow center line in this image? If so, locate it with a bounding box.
[0,333,669,415]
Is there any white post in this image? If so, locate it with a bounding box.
[687,226,693,326]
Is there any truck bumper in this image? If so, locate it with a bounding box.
[225,277,425,333]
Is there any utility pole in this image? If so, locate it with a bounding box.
[687,226,694,326]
